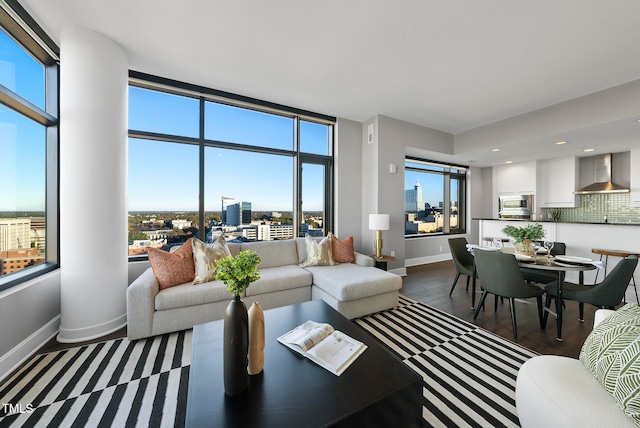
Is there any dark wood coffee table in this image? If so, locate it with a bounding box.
[186,300,422,428]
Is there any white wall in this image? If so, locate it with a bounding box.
[334,118,364,248]
[0,271,61,382]
[357,114,479,271]
[360,117,379,257]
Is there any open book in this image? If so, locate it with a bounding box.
[277,320,367,376]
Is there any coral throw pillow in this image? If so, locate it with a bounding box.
[331,233,355,263]
[148,238,195,289]
[192,235,231,285]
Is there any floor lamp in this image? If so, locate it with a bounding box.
[369,214,390,259]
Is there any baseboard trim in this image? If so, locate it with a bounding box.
[0,315,61,383]
[57,313,127,344]
[389,267,407,277]
[406,254,452,267]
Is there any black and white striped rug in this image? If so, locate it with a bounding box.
[354,295,538,427]
[0,330,192,427]
[0,296,536,427]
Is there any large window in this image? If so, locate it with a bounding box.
[0,4,59,290]
[405,158,466,237]
[128,75,334,255]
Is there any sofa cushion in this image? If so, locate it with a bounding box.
[240,239,298,269]
[331,233,356,264]
[147,238,195,289]
[245,265,313,296]
[300,234,335,267]
[305,264,401,302]
[516,355,636,428]
[580,303,640,424]
[155,279,232,311]
[192,236,231,284]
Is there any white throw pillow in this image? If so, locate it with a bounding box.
[192,235,231,284]
[300,234,335,267]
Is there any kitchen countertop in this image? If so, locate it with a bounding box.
[473,218,640,226]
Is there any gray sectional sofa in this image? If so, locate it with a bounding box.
[126,237,402,340]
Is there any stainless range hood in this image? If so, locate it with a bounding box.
[574,153,629,195]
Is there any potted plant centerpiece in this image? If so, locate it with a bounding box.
[502,223,545,256]
[215,250,261,397]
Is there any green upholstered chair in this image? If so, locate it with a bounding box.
[521,241,566,285]
[448,237,475,297]
[545,256,638,322]
[473,249,546,340]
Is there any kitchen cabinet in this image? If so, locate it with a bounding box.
[540,157,579,208]
[631,149,640,208]
[493,161,537,195]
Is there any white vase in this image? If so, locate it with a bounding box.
[247,302,265,375]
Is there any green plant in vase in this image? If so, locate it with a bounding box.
[216,250,261,296]
[502,223,545,255]
[215,250,261,397]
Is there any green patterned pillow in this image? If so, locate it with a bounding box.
[580,303,640,424]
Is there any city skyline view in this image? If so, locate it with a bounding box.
[128,86,328,212]
[405,173,451,208]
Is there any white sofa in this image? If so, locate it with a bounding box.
[516,309,636,427]
[126,237,402,340]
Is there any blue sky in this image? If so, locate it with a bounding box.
[128,86,327,212]
[406,170,448,207]
[0,29,46,212]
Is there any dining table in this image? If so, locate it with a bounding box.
[469,247,597,341]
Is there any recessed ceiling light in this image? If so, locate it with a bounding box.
[555,141,567,145]
[505,160,513,164]
[491,148,500,152]
[583,148,596,152]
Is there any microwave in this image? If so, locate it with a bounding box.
[499,195,533,219]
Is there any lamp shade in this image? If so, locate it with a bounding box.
[369,213,390,231]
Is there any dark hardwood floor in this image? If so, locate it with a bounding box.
[38,260,602,358]
[401,260,599,358]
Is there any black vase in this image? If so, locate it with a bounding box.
[224,294,249,396]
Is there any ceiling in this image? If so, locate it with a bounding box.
[18,0,640,167]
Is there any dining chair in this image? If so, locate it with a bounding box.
[521,241,567,284]
[473,249,546,340]
[544,255,638,322]
[448,237,476,296]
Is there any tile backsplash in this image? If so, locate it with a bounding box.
[542,194,640,224]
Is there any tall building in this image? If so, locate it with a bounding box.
[404,180,423,213]
[221,196,235,224]
[226,201,252,226]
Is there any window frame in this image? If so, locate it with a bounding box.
[0,2,59,291]
[404,156,467,238]
[127,73,335,259]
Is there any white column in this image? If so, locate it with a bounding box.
[58,28,128,342]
